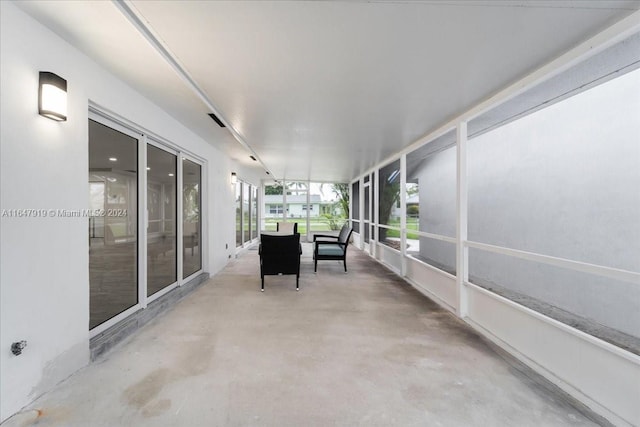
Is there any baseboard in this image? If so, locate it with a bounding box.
[90,272,209,360]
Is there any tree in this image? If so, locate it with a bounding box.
[183,184,200,221]
[331,183,350,219]
[265,182,308,195]
[264,184,283,195]
[378,174,401,242]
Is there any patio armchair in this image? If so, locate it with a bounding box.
[259,233,302,291]
[313,223,353,273]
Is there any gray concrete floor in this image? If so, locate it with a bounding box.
[4,244,604,426]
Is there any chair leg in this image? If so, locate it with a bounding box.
[343,258,347,272]
[314,259,317,273]
[296,274,299,291]
[261,276,264,292]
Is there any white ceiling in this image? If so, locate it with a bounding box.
[16,0,640,182]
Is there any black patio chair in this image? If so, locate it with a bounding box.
[259,233,302,291]
[313,223,353,273]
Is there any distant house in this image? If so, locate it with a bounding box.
[264,194,322,218]
[264,194,342,218]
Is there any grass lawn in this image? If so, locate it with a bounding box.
[263,217,347,234]
[384,217,420,239]
[248,216,420,238]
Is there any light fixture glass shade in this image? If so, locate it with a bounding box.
[231,172,237,184]
[39,72,67,121]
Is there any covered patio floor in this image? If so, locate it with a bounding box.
[3,244,605,426]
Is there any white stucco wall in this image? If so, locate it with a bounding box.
[417,146,457,273]
[417,69,640,338]
[0,2,238,421]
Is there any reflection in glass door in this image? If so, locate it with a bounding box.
[88,119,138,330]
[251,186,258,239]
[243,183,250,244]
[235,182,242,247]
[183,159,202,278]
[89,182,105,239]
[147,144,177,296]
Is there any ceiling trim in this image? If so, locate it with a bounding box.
[112,0,273,175]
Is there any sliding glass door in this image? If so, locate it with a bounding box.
[88,119,139,330]
[89,114,204,332]
[234,179,259,248]
[147,143,177,296]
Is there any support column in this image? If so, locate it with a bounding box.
[373,169,379,258]
[138,136,148,305]
[400,154,407,276]
[306,181,310,242]
[456,121,469,318]
[260,179,266,232]
[282,180,287,223]
[359,177,365,250]
[176,152,184,284]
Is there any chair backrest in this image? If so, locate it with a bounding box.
[260,234,300,264]
[337,223,352,244]
[276,222,298,234]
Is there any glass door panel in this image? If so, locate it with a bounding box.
[251,186,258,239]
[243,182,250,244]
[147,144,177,296]
[183,159,201,278]
[235,182,242,247]
[88,119,138,330]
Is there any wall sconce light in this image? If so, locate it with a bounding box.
[231,172,237,184]
[39,71,67,121]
